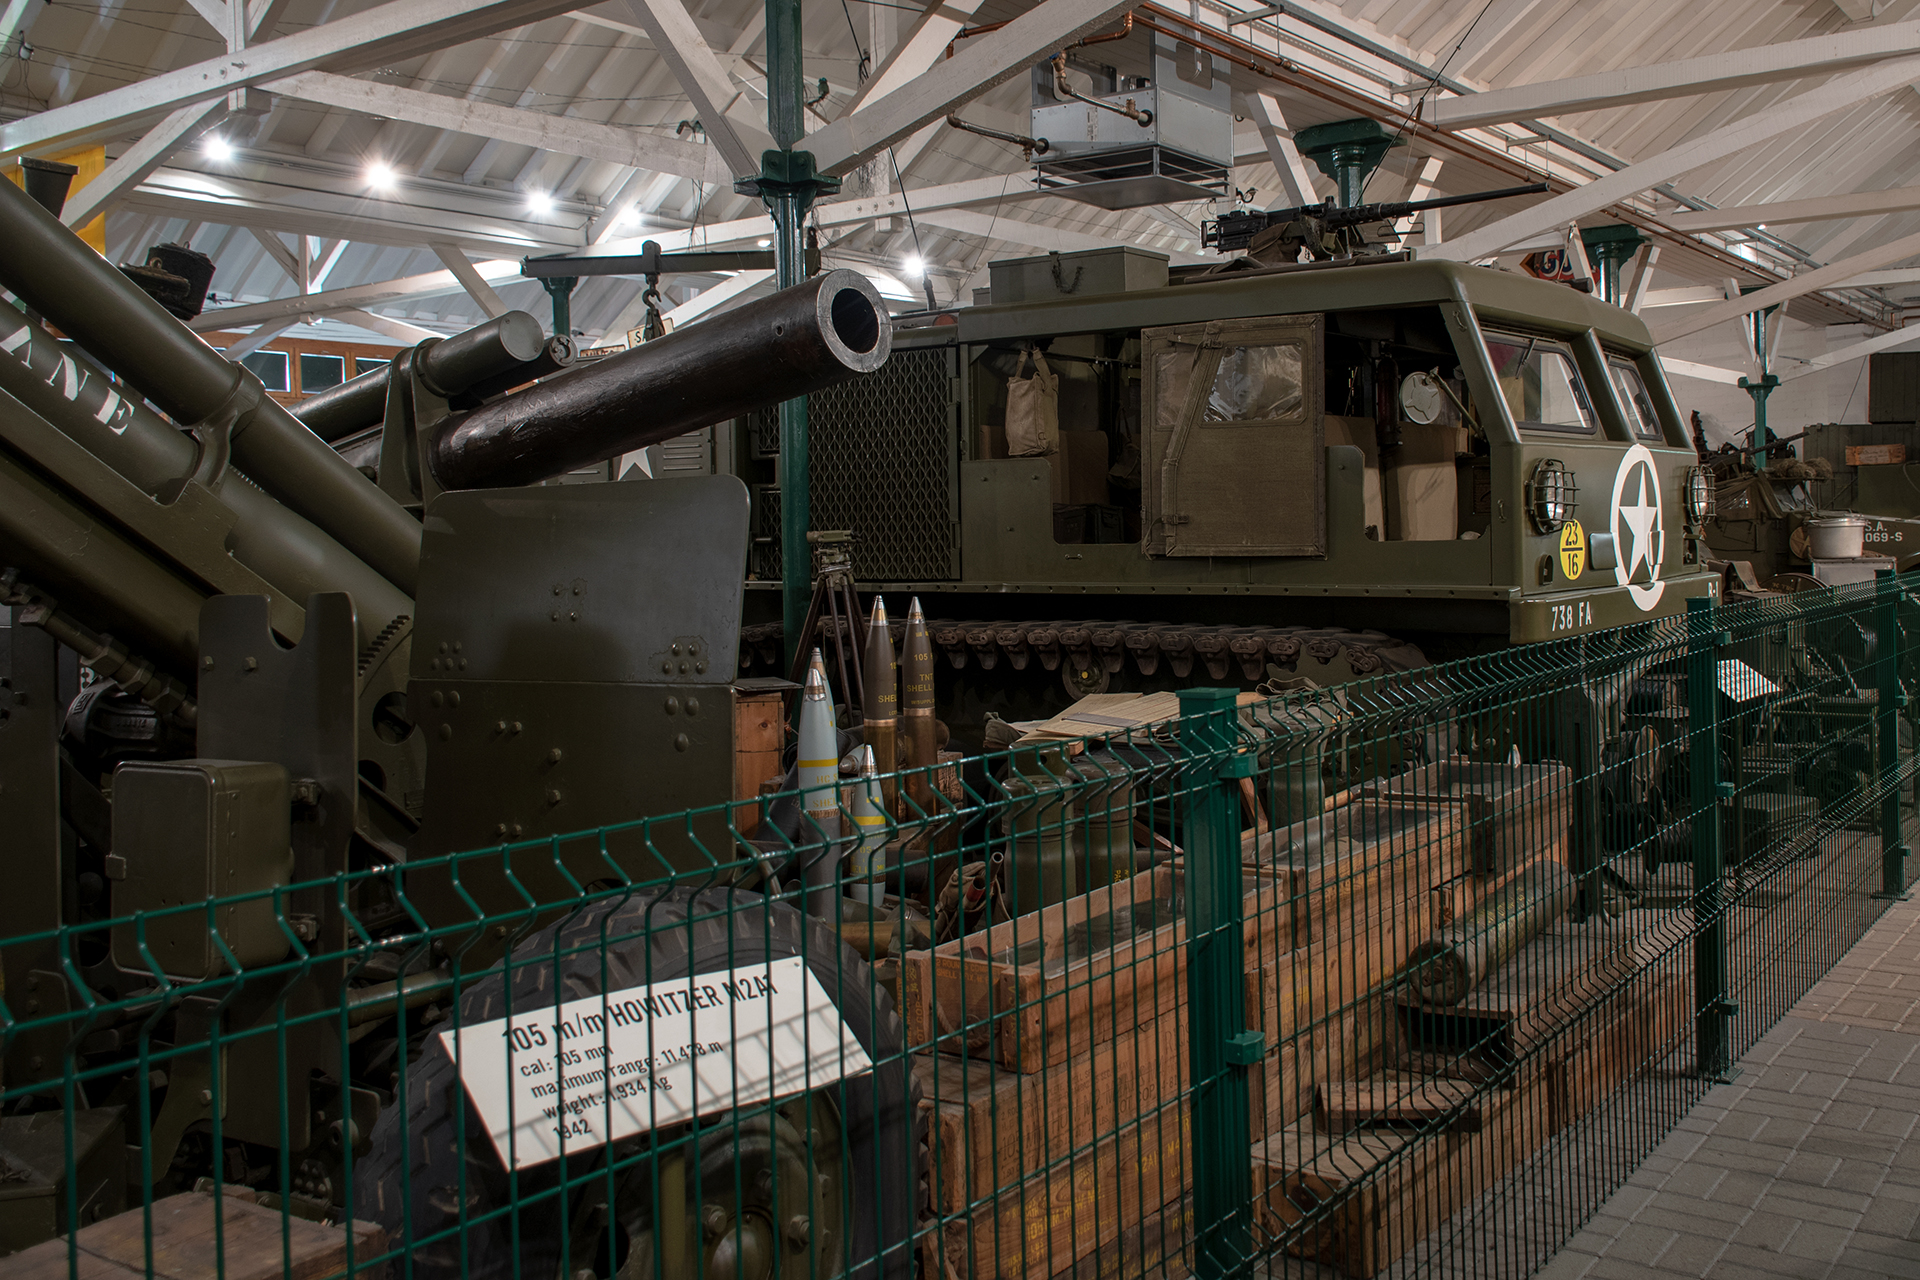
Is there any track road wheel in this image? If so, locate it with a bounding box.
[353,886,916,1280]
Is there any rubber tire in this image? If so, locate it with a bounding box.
[353,886,917,1280]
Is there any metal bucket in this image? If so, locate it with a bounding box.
[1806,514,1867,559]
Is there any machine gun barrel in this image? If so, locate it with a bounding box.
[291,311,550,443]
[1338,182,1551,226]
[1203,181,1549,252]
[0,176,423,595]
[428,268,892,490]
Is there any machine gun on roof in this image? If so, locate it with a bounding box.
[1202,181,1550,260]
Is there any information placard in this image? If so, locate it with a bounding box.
[442,955,872,1169]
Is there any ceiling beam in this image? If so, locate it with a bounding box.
[1423,54,1920,264]
[1844,267,1920,289]
[431,242,510,317]
[1659,357,1745,385]
[247,226,301,284]
[663,268,770,325]
[334,308,443,343]
[1235,91,1318,206]
[842,0,989,115]
[60,100,228,228]
[0,0,584,162]
[270,70,729,185]
[0,0,42,56]
[916,208,1209,263]
[1661,183,1920,234]
[620,0,772,178]
[1624,243,1660,313]
[807,0,1136,176]
[1653,226,1920,345]
[1642,285,1728,307]
[1780,323,1920,382]
[189,258,520,330]
[592,172,1048,254]
[1432,19,1920,131]
[123,163,582,255]
[223,318,298,360]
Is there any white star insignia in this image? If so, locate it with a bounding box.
[1617,464,1661,582]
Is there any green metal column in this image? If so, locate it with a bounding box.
[1177,687,1261,1278]
[1876,568,1910,900]
[1687,595,1734,1079]
[1294,118,1399,208]
[539,274,577,338]
[745,0,839,669]
[1739,299,1781,473]
[1578,224,1648,306]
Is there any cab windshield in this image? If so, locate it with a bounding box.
[1608,357,1665,441]
[1483,331,1596,434]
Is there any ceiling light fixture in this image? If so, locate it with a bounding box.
[366,161,395,192]
[757,238,772,248]
[527,191,554,216]
[904,254,925,277]
[204,136,233,161]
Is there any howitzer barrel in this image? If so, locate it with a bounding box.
[291,311,549,443]
[0,306,413,652]
[0,176,423,595]
[428,269,891,490]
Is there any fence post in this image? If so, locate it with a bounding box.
[1876,568,1909,901]
[1687,595,1733,1080]
[1177,687,1259,1278]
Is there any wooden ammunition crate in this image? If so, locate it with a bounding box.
[1362,758,1571,876]
[901,863,1283,1074]
[1241,799,1468,949]
[1256,937,1687,1277]
[10,1187,388,1280]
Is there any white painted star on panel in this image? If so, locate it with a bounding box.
[1617,462,1661,582]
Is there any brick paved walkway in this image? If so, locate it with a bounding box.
[1537,887,1920,1280]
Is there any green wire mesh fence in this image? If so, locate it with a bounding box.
[1,576,1912,1280]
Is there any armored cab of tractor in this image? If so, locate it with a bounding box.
[734,247,1721,723]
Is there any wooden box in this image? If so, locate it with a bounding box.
[901,863,1282,1073]
[1240,799,1468,950]
[1255,938,1686,1277]
[9,1187,387,1280]
[1363,758,1571,876]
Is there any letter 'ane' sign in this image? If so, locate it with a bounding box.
[443,955,872,1169]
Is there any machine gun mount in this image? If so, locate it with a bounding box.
[1202,182,1549,260]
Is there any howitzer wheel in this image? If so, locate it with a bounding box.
[353,886,917,1280]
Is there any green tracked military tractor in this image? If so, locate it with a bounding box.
[734,248,1721,734]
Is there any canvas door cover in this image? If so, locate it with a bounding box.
[1142,316,1325,556]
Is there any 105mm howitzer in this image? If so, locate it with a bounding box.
[0,170,911,1273]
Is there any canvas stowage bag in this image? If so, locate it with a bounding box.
[1005,348,1059,456]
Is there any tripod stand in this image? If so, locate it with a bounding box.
[785,530,867,723]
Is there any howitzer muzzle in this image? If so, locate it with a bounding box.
[291,311,549,443]
[428,269,891,490]
[0,176,423,595]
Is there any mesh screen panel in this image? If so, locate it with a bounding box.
[748,346,959,582]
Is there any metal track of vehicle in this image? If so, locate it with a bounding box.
[737,618,1428,687]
